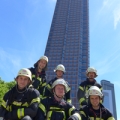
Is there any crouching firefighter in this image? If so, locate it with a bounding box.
[35,78,81,120]
[80,86,115,120]
[0,68,40,120]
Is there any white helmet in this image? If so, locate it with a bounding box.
[17,68,32,81]
[86,86,103,98]
[52,79,68,92]
[54,64,66,73]
[40,56,48,63]
[86,67,98,77]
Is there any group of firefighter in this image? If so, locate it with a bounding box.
[0,56,115,120]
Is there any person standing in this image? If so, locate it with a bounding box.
[29,56,48,98]
[77,67,102,108]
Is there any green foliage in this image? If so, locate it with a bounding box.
[6,81,16,90]
[0,79,16,106]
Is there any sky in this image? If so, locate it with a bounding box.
[0,0,120,119]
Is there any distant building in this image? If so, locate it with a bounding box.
[101,80,117,120]
[102,90,113,113]
[44,0,89,107]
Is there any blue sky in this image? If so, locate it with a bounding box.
[0,0,120,119]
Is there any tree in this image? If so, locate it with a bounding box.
[0,79,16,105]
[6,81,16,90]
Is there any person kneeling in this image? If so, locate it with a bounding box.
[0,68,40,120]
[36,78,81,120]
[80,86,115,120]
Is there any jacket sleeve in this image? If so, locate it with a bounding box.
[4,89,40,120]
[39,76,47,98]
[31,74,47,98]
[0,91,12,118]
[105,109,115,120]
[77,84,87,108]
[66,103,81,120]
[79,107,88,120]
[29,67,41,89]
[43,82,53,98]
[35,98,47,120]
[65,90,72,103]
[64,81,71,103]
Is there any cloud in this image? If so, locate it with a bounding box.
[0,48,37,80]
[99,0,114,15]
[97,0,120,29]
[0,46,43,68]
[92,44,120,76]
[0,46,44,81]
[0,47,21,74]
[103,0,109,6]
[113,6,120,29]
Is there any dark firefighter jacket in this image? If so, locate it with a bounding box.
[0,85,40,120]
[29,67,47,98]
[43,77,71,103]
[35,97,81,120]
[77,78,102,108]
[80,104,115,120]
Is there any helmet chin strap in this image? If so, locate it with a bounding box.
[16,84,28,93]
[55,93,64,99]
[53,90,64,99]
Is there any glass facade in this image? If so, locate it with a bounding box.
[101,80,117,120]
[102,90,113,114]
[45,0,89,107]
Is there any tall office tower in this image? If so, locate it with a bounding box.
[45,0,89,107]
[101,80,117,120]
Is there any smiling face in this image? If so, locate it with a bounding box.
[16,75,30,89]
[90,95,100,108]
[38,59,47,71]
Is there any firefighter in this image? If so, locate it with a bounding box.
[43,64,71,103]
[80,86,115,120]
[36,78,81,120]
[0,68,40,120]
[29,55,48,98]
[77,67,102,108]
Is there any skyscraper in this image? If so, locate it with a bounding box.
[101,80,117,120]
[102,90,113,114]
[45,0,89,107]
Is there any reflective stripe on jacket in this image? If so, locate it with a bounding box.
[77,78,102,108]
[29,67,47,98]
[36,97,80,120]
[1,86,40,120]
[80,104,115,120]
